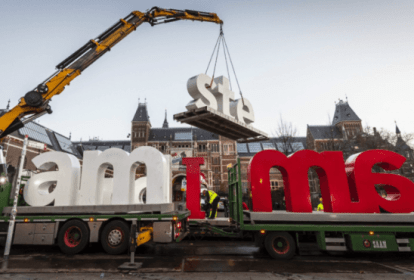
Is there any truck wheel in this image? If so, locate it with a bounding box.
[101,220,130,255]
[58,220,89,255]
[265,232,296,260]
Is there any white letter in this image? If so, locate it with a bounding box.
[134,177,147,204]
[128,147,171,204]
[211,76,235,116]
[230,98,255,125]
[186,74,217,110]
[78,149,131,205]
[24,152,80,206]
[78,147,170,205]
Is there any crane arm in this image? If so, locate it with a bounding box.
[0,7,222,139]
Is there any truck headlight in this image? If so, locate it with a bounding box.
[0,176,6,185]
[0,163,7,186]
[0,147,7,186]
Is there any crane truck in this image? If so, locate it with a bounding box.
[0,7,222,256]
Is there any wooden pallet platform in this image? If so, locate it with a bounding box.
[173,107,268,143]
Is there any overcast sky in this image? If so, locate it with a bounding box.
[1,0,413,141]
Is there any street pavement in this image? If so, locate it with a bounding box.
[1,212,414,279]
[1,239,414,279]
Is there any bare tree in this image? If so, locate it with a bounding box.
[391,132,414,151]
[273,115,299,156]
[326,112,332,125]
[352,126,394,152]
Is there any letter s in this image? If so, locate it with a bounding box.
[186,74,218,111]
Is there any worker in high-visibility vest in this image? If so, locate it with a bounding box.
[202,189,220,219]
[317,197,324,212]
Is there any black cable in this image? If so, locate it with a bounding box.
[205,33,222,75]
[211,34,222,80]
[222,36,232,91]
[223,36,245,106]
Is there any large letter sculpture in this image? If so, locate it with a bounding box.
[78,149,130,205]
[229,98,255,125]
[248,149,348,212]
[182,157,205,219]
[186,74,218,111]
[344,150,414,213]
[79,147,170,205]
[248,149,414,213]
[24,152,81,206]
[186,74,255,125]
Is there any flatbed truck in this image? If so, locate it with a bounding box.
[189,158,414,259]
[0,180,189,255]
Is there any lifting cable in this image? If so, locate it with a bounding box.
[205,25,245,106]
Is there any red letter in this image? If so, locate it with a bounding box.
[183,157,205,219]
[345,150,414,213]
[248,150,348,213]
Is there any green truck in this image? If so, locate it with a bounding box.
[189,159,414,259]
[0,179,189,255]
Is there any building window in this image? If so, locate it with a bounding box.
[214,177,219,185]
[223,144,229,155]
[212,144,219,152]
[215,167,219,174]
[198,144,206,152]
[213,157,219,165]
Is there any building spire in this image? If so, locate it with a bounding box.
[395,120,401,136]
[162,109,169,128]
[69,132,71,140]
[6,99,10,111]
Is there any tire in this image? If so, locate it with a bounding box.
[264,232,296,260]
[100,220,130,255]
[57,220,89,255]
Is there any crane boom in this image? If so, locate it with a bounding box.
[0,7,222,139]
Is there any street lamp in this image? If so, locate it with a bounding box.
[0,146,7,186]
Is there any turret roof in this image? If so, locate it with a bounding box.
[132,102,149,122]
[332,100,361,125]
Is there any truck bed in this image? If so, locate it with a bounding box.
[244,210,414,224]
[2,203,177,216]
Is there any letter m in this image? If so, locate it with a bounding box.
[248,149,348,212]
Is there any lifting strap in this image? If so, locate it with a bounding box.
[205,25,245,106]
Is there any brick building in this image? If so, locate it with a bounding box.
[305,99,414,200]
[74,102,239,194]
[0,106,82,183]
[306,99,362,152]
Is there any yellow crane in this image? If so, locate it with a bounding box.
[0,7,222,139]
